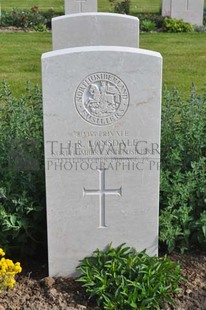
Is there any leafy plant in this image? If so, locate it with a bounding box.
[141,19,156,32]
[33,24,48,32]
[0,81,46,256]
[163,17,194,33]
[137,14,165,30]
[0,248,22,292]
[159,201,193,253]
[160,87,206,252]
[77,243,183,310]
[109,0,131,15]
[192,210,206,245]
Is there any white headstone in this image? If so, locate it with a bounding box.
[162,0,204,26]
[162,0,171,16]
[65,0,97,14]
[52,13,139,50]
[42,46,162,276]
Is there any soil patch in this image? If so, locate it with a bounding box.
[0,27,26,32]
[0,252,205,309]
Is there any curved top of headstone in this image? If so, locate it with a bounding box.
[42,45,161,61]
[56,12,139,21]
[52,13,139,50]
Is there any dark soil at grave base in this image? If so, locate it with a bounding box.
[0,252,205,310]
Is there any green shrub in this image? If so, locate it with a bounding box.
[194,25,206,32]
[194,210,206,245]
[0,7,45,29]
[77,243,183,310]
[160,87,206,252]
[137,13,165,30]
[0,7,57,30]
[109,0,131,15]
[33,24,48,32]
[42,7,57,29]
[141,19,156,32]
[163,17,194,32]
[0,81,46,256]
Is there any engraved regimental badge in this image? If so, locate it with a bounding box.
[75,72,129,126]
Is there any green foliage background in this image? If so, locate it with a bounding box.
[160,87,206,252]
[0,82,46,256]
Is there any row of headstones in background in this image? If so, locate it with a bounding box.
[42,0,162,276]
[65,0,204,26]
[162,0,204,26]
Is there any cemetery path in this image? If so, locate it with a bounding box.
[0,252,205,310]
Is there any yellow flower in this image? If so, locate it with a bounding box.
[14,263,22,273]
[0,251,22,291]
[0,249,5,257]
[6,278,16,288]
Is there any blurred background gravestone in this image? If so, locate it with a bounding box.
[162,0,204,26]
[64,0,97,14]
[52,13,139,50]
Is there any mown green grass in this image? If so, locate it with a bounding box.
[0,32,206,97]
[140,33,206,96]
[0,33,51,94]
[1,0,64,13]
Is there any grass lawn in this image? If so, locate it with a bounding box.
[0,33,51,94]
[0,32,206,97]
[140,33,206,96]
[1,1,64,13]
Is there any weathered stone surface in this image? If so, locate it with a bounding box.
[42,46,162,276]
[52,13,139,50]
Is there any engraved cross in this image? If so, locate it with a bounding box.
[76,0,87,12]
[83,169,122,228]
